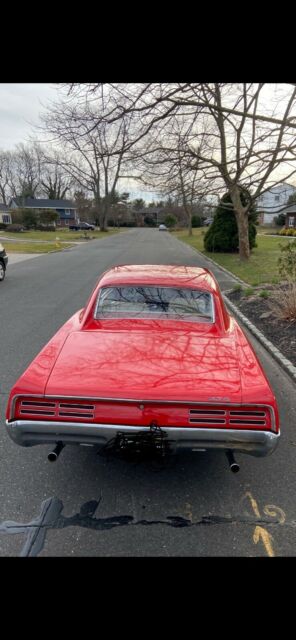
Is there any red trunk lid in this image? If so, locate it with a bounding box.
[44,330,242,403]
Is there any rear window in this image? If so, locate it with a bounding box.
[94,286,214,322]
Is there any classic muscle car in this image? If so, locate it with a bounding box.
[5,265,280,471]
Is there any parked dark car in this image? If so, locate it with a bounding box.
[69,222,95,231]
[0,243,8,281]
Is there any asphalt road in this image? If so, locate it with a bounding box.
[0,229,295,556]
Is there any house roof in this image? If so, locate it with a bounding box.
[0,203,8,212]
[10,197,76,209]
[136,207,164,215]
[284,205,296,214]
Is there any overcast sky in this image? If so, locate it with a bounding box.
[0,83,60,149]
[0,83,295,200]
[0,83,153,200]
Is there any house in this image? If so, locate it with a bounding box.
[0,203,12,225]
[9,197,78,228]
[283,205,296,229]
[135,207,167,225]
[256,182,296,225]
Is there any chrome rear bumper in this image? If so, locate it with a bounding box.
[6,420,280,457]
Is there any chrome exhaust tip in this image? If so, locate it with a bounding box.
[226,450,240,473]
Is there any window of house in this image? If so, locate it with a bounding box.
[65,209,71,215]
[274,195,280,202]
[2,214,11,224]
[289,217,295,228]
[64,219,69,225]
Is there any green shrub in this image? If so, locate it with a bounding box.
[22,209,38,229]
[244,287,255,297]
[274,213,286,226]
[0,222,7,230]
[6,224,25,232]
[232,284,242,292]
[144,215,157,227]
[259,290,269,298]
[191,215,202,228]
[164,214,177,228]
[278,240,296,280]
[204,191,257,253]
[36,225,56,231]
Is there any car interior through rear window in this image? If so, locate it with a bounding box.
[94,286,214,322]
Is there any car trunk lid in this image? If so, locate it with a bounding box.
[44,329,242,403]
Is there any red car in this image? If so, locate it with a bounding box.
[5,265,280,471]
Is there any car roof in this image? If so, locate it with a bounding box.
[98,265,218,292]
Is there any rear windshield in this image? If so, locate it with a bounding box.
[94,286,214,322]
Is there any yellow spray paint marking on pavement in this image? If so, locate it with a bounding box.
[245,492,261,518]
[253,526,275,557]
[263,505,286,524]
[244,492,285,558]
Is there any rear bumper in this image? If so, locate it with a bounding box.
[6,420,280,457]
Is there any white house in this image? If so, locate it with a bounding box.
[0,203,12,225]
[256,182,296,224]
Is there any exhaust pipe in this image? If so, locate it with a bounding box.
[48,442,65,462]
[225,450,240,473]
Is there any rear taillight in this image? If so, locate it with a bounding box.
[188,405,273,430]
[14,397,95,421]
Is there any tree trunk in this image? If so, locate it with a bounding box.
[183,204,192,236]
[188,214,192,236]
[99,200,110,231]
[235,210,250,260]
[230,186,250,260]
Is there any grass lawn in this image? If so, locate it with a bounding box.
[3,242,74,253]
[174,228,295,286]
[0,228,122,242]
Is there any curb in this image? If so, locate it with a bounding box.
[223,293,296,384]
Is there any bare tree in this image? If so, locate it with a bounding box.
[40,91,136,230]
[12,142,43,199]
[77,83,296,259]
[0,151,13,205]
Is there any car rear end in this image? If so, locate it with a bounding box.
[6,393,279,459]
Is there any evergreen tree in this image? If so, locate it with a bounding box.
[204,191,257,253]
